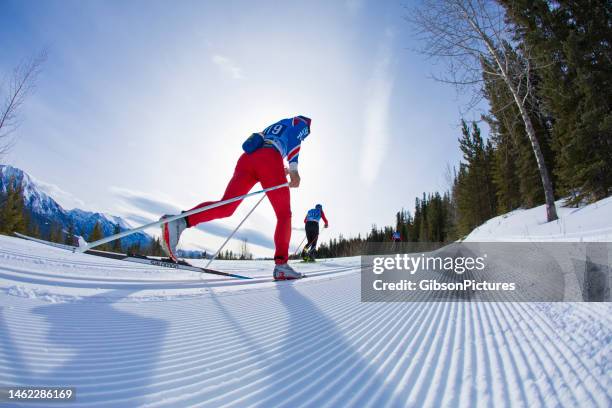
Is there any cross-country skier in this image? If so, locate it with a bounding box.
[392,231,401,242]
[301,204,328,261]
[159,115,312,280]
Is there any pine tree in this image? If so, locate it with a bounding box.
[0,190,6,233]
[442,191,457,241]
[125,241,140,255]
[25,210,40,238]
[49,221,63,243]
[454,121,498,236]
[412,199,422,242]
[111,224,122,252]
[502,0,612,203]
[88,222,103,242]
[0,176,26,235]
[148,238,164,256]
[64,222,75,245]
[88,221,110,251]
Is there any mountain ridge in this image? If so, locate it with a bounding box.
[0,164,152,250]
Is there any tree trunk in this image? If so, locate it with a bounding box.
[506,80,558,221]
[471,20,559,222]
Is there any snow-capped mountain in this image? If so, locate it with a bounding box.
[0,165,64,217]
[0,165,151,248]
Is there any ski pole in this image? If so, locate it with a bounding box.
[205,193,265,268]
[75,183,289,253]
[293,235,308,256]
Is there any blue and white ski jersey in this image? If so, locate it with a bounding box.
[260,116,311,170]
[305,208,322,222]
[304,208,328,225]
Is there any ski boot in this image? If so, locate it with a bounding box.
[273,263,304,280]
[160,215,187,262]
[305,248,316,263]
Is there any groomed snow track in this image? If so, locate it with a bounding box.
[0,235,610,407]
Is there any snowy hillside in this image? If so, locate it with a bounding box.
[466,196,612,242]
[0,234,610,407]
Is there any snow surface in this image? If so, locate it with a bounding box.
[0,233,611,407]
[466,196,612,242]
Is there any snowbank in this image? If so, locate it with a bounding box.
[466,196,612,242]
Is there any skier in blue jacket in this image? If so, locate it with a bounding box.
[301,204,328,261]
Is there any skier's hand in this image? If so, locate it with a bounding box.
[324,224,329,229]
[288,170,301,188]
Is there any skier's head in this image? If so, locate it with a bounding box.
[293,115,312,140]
[296,115,311,127]
[315,204,322,210]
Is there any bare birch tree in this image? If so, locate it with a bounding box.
[0,50,47,158]
[407,0,558,221]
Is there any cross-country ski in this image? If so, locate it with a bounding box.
[14,232,253,280]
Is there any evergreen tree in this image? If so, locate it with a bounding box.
[502,0,612,203]
[111,224,122,252]
[127,242,141,255]
[148,238,164,256]
[49,221,63,243]
[0,176,26,235]
[396,209,412,242]
[88,221,110,251]
[65,221,76,245]
[25,210,40,238]
[454,121,497,236]
[88,221,103,242]
[442,191,457,241]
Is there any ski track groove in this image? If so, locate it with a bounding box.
[289,302,408,408]
[484,302,533,408]
[1,238,611,407]
[506,302,584,405]
[514,302,610,406]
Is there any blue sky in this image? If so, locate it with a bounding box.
[1,0,485,255]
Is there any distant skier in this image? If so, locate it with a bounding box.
[159,115,312,280]
[392,231,401,242]
[301,204,328,261]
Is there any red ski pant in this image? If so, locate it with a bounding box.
[186,148,291,264]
